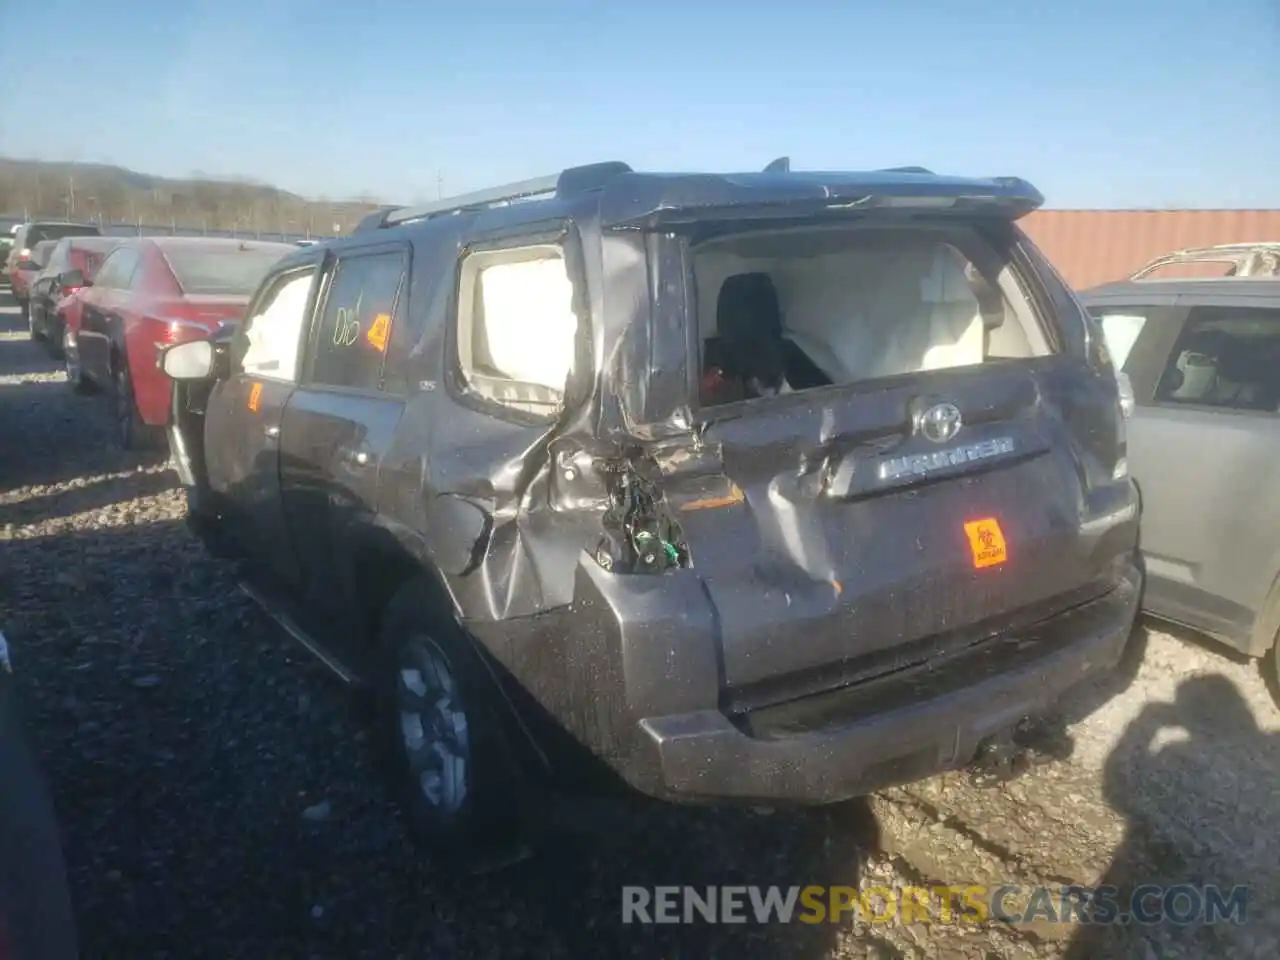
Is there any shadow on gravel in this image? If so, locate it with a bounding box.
[0,366,168,494]
[1064,674,1280,957]
[0,469,176,528]
[0,334,62,380]
[2,517,877,959]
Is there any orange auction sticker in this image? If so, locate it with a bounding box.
[247,381,263,413]
[963,517,1008,569]
[366,312,391,353]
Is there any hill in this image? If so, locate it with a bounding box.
[0,158,387,236]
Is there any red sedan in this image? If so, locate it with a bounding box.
[62,237,296,449]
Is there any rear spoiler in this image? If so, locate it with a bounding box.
[599,173,1044,230]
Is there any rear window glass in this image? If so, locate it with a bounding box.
[161,245,290,296]
[26,224,101,246]
[691,223,1052,406]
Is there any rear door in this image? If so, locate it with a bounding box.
[650,218,1134,710]
[1118,298,1280,641]
[278,243,410,656]
[78,246,140,384]
[204,258,323,593]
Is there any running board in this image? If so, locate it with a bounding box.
[237,581,363,686]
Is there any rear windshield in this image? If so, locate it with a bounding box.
[690,222,1054,406]
[30,241,58,268]
[162,246,290,296]
[74,248,112,279]
[26,224,102,246]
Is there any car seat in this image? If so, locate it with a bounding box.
[713,273,830,396]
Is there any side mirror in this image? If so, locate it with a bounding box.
[160,339,216,380]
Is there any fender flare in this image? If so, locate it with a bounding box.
[1247,567,1280,659]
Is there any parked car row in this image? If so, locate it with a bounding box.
[10,223,298,449]
[5,221,105,307]
[155,159,1145,869]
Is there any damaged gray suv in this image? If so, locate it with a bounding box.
[160,159,1142,863]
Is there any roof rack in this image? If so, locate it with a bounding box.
[1130,241,1280,280]
[879,166,935,175]
[355,161,633,233]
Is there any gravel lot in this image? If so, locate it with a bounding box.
[1,290,1277,958]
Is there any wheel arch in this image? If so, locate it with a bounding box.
[1247,565,1280,658]
[351,516,550,775]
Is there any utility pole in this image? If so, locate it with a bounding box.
[67,175,75,218]
[436,170,443,200]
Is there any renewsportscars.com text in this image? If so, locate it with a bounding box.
[621,884,1250,926]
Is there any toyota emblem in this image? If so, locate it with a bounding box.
[919,402,963,444]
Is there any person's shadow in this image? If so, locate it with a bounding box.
[1063,674,1280,957]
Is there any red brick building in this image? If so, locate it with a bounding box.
[1020,209,1280,291]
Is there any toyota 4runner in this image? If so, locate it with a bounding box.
[160,159,1141,862]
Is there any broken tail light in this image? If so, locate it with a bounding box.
[593,459,692,574]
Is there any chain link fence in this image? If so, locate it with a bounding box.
[1,213,337,243]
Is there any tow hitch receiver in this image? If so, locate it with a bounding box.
[968,715,1072,787]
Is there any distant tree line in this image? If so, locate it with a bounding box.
[0,160,385,237]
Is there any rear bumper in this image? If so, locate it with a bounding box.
[633,559,1141,804]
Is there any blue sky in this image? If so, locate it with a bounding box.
[2,0,1276,208]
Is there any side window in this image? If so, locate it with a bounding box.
[454,244,579,416]
[1154,306,1280,413]
[307,250,407,391]
[236,267,317,382]
[1088,307,1152,372]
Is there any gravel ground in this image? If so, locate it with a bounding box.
[0,290,1277,959]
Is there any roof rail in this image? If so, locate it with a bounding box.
[879,166,934,175]
[353,205,403,234]
[362,161,633,232]
[1130,241,1280,280]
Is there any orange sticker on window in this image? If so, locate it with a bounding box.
[366,312,391,353]
[963,517,1007,569]
[247,381,262,413]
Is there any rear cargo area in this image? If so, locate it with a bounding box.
[670,217,1134,720]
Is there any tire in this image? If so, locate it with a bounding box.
[112,360,161,450]
[62,329,94,394]
[44,316,65,359]
[374,580,529,870]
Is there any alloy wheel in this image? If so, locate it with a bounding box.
[396,638,470,814]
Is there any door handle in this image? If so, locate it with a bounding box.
[265,425,280,439]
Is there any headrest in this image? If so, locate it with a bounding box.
[918,246,976,304]
[717,272,783,341]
